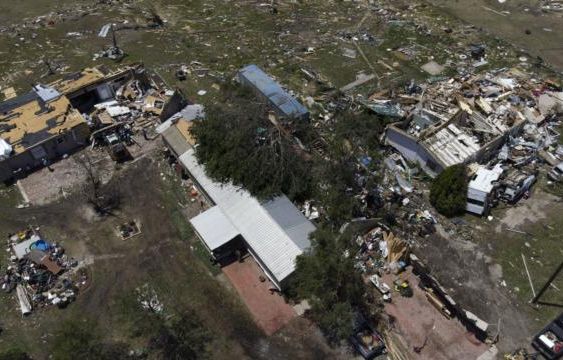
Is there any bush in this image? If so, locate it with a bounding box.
[0,348,31,360]
[429,165,468,217]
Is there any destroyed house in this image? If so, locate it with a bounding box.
[238,65,309,121]
[50,66,137,113]
[0,85,90,182]
[385,88,526,176]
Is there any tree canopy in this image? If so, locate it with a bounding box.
[429,164,468,217]
[291,226,365,343]
[190,94,312,202]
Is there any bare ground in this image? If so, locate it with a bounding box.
[0,154,345,359]
[416,228,533,353]
[414,188,563,354]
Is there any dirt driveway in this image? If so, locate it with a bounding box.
[415,225,533,353]
[383,268,490,360]
[222,256,296,335]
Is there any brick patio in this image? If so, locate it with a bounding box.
[222,256,296,335]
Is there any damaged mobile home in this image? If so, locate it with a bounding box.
[383,69,562,177]
[238,65,310,122]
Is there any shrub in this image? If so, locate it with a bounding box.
[430,164,467,217]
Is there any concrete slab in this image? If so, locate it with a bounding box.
[421,61,445,75]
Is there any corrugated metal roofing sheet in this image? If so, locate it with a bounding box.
[179,148,314,285]
[239,65,309,119]
[161,125,192,157]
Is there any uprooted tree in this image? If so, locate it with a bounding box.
[429,164,468,217]
[189,88,313,202]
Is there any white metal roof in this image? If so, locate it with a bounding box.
[190,206,240,251]
[468,164,503,193]
[180,148,314,285]
[424,125,481,167]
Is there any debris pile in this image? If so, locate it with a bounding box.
[82,65,178,161]
[1,228,85,315]
[136,283,164,314]
[355,226,411,302]
[382,70,562,173]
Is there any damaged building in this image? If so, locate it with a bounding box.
[383,69,561,177]
[158,104,315,290]
[0,85,90,182]
[0,64,184,182]
[238,65,310,122]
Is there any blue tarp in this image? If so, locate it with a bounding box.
[31,239,50,252]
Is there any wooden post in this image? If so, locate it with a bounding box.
[521,253,536,299]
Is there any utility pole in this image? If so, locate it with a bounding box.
[531,261,563,304]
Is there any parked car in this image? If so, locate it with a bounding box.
[349,314,386,360]
[532,313,563,360]
[548,162,563,182]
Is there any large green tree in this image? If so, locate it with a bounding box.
[190,95,312,202]
[292,227,364,343]
[429,164,468,217]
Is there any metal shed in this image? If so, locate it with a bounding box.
[238,65,309,121]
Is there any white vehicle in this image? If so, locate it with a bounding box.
[369,274,392,302]
[548,162,563,182]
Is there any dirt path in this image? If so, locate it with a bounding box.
[415,224,533,353]
[496,192,558,231]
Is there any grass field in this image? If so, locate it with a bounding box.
[0,155,340,359]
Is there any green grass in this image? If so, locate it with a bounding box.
[497,226,562,327]
[160,173,221,275]
[490,204,563,327]
[0,183,22,208]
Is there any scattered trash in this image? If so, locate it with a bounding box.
[118,220,142,240]
[136,284,164,313]
[1,227,84,315]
